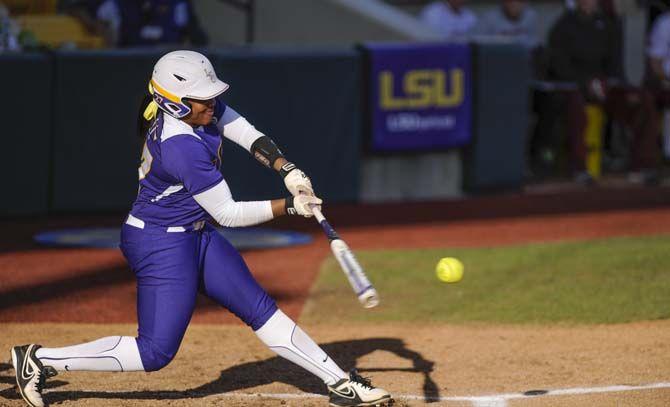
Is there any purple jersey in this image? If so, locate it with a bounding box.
[129,99,227,227]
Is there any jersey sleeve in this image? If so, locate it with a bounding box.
[214,96,227,124]
[216,105,265,152]
[161,135,224,195]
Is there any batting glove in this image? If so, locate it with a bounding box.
[285,195,322,217]
[280,162,314,197]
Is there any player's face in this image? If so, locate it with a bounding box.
[183,98,216,126]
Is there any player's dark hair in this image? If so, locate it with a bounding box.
[137,94,154,139]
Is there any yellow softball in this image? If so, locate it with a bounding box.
[436,257,463,283]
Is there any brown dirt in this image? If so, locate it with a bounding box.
[1,201,670,405]
[0,322,668,406]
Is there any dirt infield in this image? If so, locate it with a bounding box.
[1,321,669,406]
[1,187,670,406]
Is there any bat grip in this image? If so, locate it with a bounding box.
[311,205,326,223]
[310,205,339,241]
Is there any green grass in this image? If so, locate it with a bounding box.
[300,235,670,325]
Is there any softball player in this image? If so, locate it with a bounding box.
[10,50,392,407]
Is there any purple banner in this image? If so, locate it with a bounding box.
[367,43,472,152]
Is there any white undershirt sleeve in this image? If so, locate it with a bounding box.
[193,179,274,227]
[217,106,265,152]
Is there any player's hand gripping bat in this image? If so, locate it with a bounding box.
[311,206,379,308]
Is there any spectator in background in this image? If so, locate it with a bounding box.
[478,0,538,49]
[548,0,660,183]
[647,11,670,159]
[95,0,208,47]
[59,0,115,47]
[0,3,21,52]
[648,12,670,86]
[419,0,477,41]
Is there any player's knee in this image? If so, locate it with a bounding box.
[136,337,178,372]
[142,346,176,372]
[247,294,278,331]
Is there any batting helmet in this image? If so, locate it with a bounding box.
[150,50,229,119]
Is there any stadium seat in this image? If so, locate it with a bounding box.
[16,14,104,49]
[5,0,57,14]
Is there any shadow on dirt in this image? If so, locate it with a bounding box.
[0,264,298,316]
[0,338,440,404]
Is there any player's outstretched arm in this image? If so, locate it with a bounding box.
[217,106,315,197]
[193,179,322,227]
[250,138,314,197]
[271,195,322,218]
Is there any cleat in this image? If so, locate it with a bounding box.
[328,369,393,406]
[10,344,58,407]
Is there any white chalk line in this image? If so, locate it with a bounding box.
[54,381,670,405]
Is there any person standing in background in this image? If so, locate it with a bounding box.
[548,0,660,183]
[647,10,670,159]
[478,0,539,49]
[0,3,21,52]
[419,0,478,41]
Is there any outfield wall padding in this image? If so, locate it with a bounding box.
[1,45,528,215]
[210,49,362,203]
[464,43,530,192]
[48,48,361,212]
[0,54,53,216]
[51,50,162,212]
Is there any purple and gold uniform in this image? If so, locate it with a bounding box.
[11,51,392,407]
[130,99,225,226]
[121,100,276,371]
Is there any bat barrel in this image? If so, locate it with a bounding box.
[358,287,380,308]
[314,206,380,309]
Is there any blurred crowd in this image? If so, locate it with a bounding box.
[421,0,670,184]
[1,0,669,185]
[69,0,208,47]
[421,0,537,47]
[0,0,208,51]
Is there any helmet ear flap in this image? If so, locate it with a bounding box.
[150,81,192,119]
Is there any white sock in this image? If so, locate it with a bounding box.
[35,336,144,372]
[255,309,347,385]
